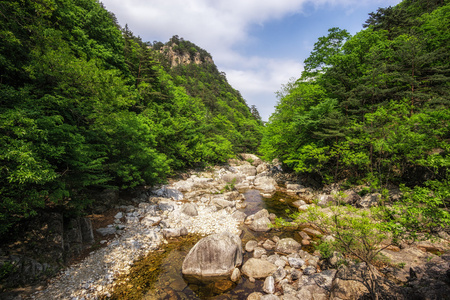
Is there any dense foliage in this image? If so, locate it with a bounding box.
[0,0,262,236]
[261,0,450,191]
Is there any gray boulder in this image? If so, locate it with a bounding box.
[182,232,243,280]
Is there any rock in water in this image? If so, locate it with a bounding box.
[182,232,243,281]
[241,258,277,279]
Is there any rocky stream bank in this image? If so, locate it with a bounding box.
[1,154,449,299]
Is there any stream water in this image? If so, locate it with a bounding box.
[113,189,304,300]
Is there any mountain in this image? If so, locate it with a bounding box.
[0,0,262,236]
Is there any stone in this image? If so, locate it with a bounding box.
[239,164,257,176]
[316,194,335,207]
[274,259,287,268]
[330,264,372,300]
[263,239,276,250]
[181,203,198,216]
[357,193,381,208]
[288,257,305,269]
[114,212,123,219]
[79,217,94,244]
[162,228,183,238]
[256,163,269,174]
[263,276,275,294]
[154,186,184,200]
[276,238,301,254]
[96,227,116,236]
[254,176,277,194]
[303,266,316,275]
[292,200,306,208]
[273,267,287,282]
[182,232,243,280]
[247,292,263,300]
[291,269,301,281]
[286,183,305,193]
[141,216,161,227]
[297,269,337,300]
[342,190,361,205]
[231,268,241,282]
[249,217,271,232]
[254,247,267,258]
[302,227,322,238]
[241,258,277,279]
[240,153,263,165]
[281,295,298,300]
[213,198,234,209]
[254,209,270,219]
[232,211,247,223]
[158,200,175,212]
[297,204,310,211]
[246,240,258,252]
[214,279,234,293]
[261,295,280,300]
[329,251,344,267]
[222,173,246,184]
[224,191,242,201]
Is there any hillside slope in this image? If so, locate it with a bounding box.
[0,0,262,236]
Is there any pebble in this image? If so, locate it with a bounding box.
[32,168,241,300]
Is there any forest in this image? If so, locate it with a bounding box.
[1,0,449,244]
[0,0,262,237]
[261,0,449,230]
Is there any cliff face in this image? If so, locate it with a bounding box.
[160,44,214,67]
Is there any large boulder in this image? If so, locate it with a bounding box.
[241,258,277,279]
[182,232,243,281]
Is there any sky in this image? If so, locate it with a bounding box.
[100,0,402,121]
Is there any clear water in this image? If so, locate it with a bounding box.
[117,189,304,299]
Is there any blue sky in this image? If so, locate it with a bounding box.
[101,0,402,121]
